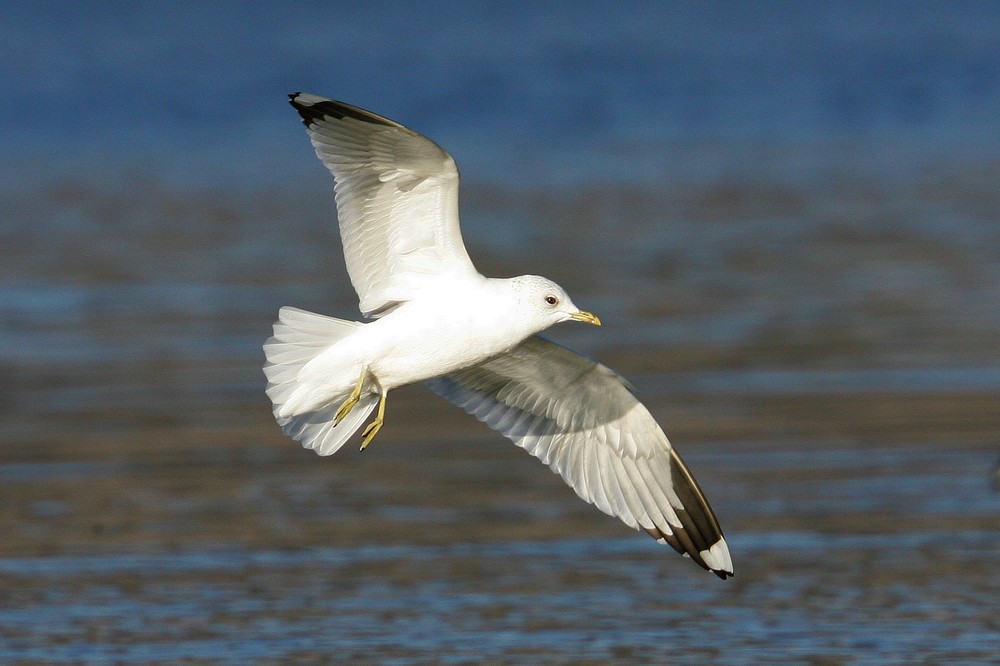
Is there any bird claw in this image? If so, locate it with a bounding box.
[359,387,387,451]
[359,417,383,450]
[334,372,366,424]
[334,395,358,424]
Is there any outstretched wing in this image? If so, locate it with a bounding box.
[427,336,733,579]
[289,93,480,317]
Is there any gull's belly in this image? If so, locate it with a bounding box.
[365,302,523,390]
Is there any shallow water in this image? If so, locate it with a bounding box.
[5,150,1000,664]
[4,3,1000,663]
[5,528,1000,664]
[2,440,997,664]
[4,172,1000,664]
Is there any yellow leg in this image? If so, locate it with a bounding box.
[334,371,366,425]
[359,388,387,451]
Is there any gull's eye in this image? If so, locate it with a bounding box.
[545,295,558,306]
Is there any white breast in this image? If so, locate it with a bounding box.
[364,280,532,390]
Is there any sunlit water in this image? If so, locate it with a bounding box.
[2,447,997,664]
[3,3,1000,663]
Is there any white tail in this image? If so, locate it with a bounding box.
[263,306,376,456]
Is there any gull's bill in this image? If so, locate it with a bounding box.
[569,310,601,326]
[427,336,733,579]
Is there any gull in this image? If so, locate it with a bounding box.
[264,93,733,578]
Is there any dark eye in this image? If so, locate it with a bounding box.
[545,295,558,306]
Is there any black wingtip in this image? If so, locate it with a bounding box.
[664,448,734,578]
[287,92,401,129]
[645,524,733,579]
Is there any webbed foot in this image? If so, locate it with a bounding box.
[359,388,387,451]
[334,371,366,424]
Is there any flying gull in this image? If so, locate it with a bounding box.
[264,93,733,578]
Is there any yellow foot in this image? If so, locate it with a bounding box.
[334,371,366,424]
[359,388,387,451]
[359,418,383,450]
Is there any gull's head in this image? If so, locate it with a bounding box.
[510,275,601,329]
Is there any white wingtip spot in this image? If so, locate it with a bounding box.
[699,538,734,575]
[292,92,326,106]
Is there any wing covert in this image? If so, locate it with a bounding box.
[426,336,733,578]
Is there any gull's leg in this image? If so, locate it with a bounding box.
[359,387,387,451]
[334,371,366,424]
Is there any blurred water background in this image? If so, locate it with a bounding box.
[2,1,999,663]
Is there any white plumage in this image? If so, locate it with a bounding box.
[263,93,733,578]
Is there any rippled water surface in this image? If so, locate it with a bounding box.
[3,3,1000,663]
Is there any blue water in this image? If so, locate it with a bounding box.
[3,3,1000,663]
[0,531,1000,664]
[4,1,1000,188]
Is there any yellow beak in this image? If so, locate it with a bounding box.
[569,310,602,326]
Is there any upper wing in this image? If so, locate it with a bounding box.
[289,93,480,317]
[426,336,733,579]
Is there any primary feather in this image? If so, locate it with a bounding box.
[289,93,480,317]
[427,336,733,578]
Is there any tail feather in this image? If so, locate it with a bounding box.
[264,306,371,455]
[279,393,379,456]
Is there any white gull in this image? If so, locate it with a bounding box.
[264,93,733,578]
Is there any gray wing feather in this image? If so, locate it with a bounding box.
[426,336,733,578]
[289,93,480,317]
